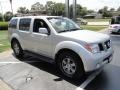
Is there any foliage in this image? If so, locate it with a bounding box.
[0,22,8,30]
[98,6,112,17]
[4,11,13,21]
[117,7,120,11]
[0,13,4,21]
[31,2,45,11]
[17,7,29,14]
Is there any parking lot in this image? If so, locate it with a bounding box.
[0,32,120,90]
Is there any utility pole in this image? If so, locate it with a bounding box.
[9,0,13,15]
[0,1,4,21]
[65,0,69,18]
[73,0,76,21]
[65,0,76,21]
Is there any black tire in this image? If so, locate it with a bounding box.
[57,51,85,79]
[11,40,24,58]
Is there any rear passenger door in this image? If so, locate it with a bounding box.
[18,18,32,50]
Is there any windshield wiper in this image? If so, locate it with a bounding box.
[58,30,70,33]
[58,28,82,33]
[69,28,83,31]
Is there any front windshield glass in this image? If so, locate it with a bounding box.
[47,17,82,33]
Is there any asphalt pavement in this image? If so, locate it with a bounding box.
[0,32,120,90]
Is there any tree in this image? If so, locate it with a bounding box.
[98,6,112,17]
[70,4,87,18]
[98,9,103,14]
[31,2,45,11]
[87,10,95,14]
[110,8,115,12]
[0,13,3,21]
[4,11,13,21]
[80,7,87,17]
[45,1,55,15]
[117,7,120,11]
[53,3,65,16]
[76,4,82,17]
[17,7,29,14]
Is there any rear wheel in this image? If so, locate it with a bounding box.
[57,51,85,79]
[11,40,24,58]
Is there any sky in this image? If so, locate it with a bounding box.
[0,0,120,14]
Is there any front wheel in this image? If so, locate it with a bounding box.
[11,40,24,58]
[57,51,85,79]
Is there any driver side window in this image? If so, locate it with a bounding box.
[33,19,50,33]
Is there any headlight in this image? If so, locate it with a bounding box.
[85,44,100,53]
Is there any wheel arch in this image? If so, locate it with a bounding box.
[55,48,85,72]
[10,34,24,50]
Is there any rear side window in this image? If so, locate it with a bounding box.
[19,18,31,31]
[9,19,18,29]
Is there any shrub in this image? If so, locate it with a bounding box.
[0,22,8,30]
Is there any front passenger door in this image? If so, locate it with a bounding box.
[31,19,52,57]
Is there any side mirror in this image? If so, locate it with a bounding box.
[39,28,48,35]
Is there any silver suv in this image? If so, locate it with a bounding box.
[8,16,114,79]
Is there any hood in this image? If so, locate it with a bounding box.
[110,24,120,27]
[109,24,120,29]
[59,30,110,43]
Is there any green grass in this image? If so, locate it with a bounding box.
[0,22,8,26]
[81,25,108,31]
[0,30,10,53]
[84,19,110,22]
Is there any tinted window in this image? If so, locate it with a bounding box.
[9,19,18,29]
[33,19,50,34]
[19,18,31,31]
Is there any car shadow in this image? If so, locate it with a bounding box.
[12,53,89,86]
[111,32,120,35]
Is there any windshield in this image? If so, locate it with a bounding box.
[47,17,82,33]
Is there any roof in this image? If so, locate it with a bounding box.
[12,16,62,19]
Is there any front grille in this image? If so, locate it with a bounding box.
[105,40,111,49]
[98,43,104,51]
[98,40,111,51]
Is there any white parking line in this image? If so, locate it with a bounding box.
[0,61,42,64]
[0,62,23,64]
[76,69,102,90]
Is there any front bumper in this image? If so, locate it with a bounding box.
[109,28,119,33]
[81,47,114,72]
